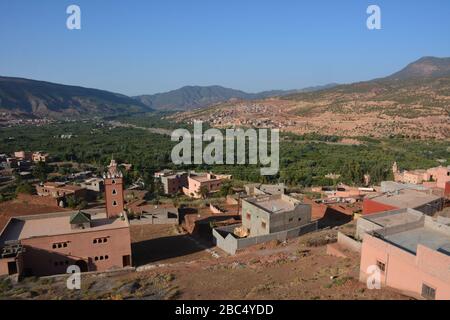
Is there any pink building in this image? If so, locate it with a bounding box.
[393,163,450,191]
[359,214,450,300]
[182,172,232,198]
[0,159,132,277]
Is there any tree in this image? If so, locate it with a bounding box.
[199,185,209,199]
[32,161,51,182]
[15,183,34,195]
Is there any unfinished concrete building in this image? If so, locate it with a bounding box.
[213,194,317,255]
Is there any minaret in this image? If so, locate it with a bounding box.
[103,159,124,219]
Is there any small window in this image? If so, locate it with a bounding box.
[112,179,116,184]
[103,238,108,243]
[289,217,293,223]
[94,256,99,261]
[422,284,436,300]
[98,238,103,244]
[261,221,267,229]
[112,189,117,195]
[113,201,117,206]
[376,260,386,272]
[63,243,67,248]
[52,244,57,249]
[93,239,97,244]
[105,255,109,260]
[100,256,104,260]
[246,213,251,220]
[58,243,62,248]
[298,217,302,222]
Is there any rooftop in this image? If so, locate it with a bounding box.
[368,189,441,209]
[363,208,424,228]
[384,226,450,255]
[0,209,129,245]
[245,194,299,214]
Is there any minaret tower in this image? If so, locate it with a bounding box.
[103,159,124,219]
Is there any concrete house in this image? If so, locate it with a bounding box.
[242,194,312,237]
[213,194,317,255]
[362,189,444,216]
[359,212,450,300]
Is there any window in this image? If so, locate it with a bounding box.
[112,189,117,195]
[93,239,97,244]
[422,284,436,300]
[94,256,99,261]
[52,244,57,249]
[298,217,302,222]
[113,201,117,206]
[63,243,67,248]
[105,255,109,260]
[112,179,116,184]
[261,221,267,229]
[288,217,293,223]
[246,212,251,220]
[376,260,386,272]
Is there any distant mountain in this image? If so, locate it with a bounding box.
[385,56,450,80]
[172,57,450,139]
[134,83,337,111]
[0,76,150,118]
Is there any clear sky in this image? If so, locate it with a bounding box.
[1,0,450,96]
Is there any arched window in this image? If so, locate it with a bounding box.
[112,189,117,195]
[113,201,117,206]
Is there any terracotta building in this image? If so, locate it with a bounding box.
[359,210,450,300]
[0,159,132,277]
[36,182,87,207]
[182,172,232,198]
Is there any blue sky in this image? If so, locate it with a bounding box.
[1,0,450,96]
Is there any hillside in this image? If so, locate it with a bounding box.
[0,76,150,118]
[171,57,450,139]
[134,84,336,111]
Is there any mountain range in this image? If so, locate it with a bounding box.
[1,56,450,119]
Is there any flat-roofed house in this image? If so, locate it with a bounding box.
[362,189,444,216]
[242,194,312,237]
[183,172,232,198]
[0,159,132,277]
[359,214,450,300]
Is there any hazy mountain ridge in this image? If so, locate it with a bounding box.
[0,76,149,118]
[172,57,450,139]
[134,83,337,111]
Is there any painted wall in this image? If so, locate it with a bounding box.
[360,234,450,300]
[20,226,132,277]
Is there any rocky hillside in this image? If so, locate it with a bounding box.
[0,76,150,118]
[171,57,450,139]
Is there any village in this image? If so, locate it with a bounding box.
[0,149,449,300]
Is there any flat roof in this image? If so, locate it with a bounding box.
[369,189,441,209]
[364,208,424,228]
[384,226,450,255]
[0,210,129,244]
[245,194,298,214]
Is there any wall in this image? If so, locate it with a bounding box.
[20,226,132,276]
[360,234,450,300]
[213,221,318,255]
[337,232,361,252]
